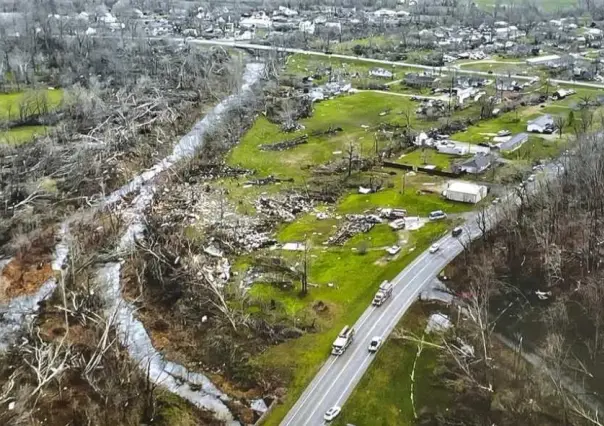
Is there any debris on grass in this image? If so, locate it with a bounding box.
[258,134,308,151]
[255,193,313,222]
[425,313,452,334]
[328,214,383,245]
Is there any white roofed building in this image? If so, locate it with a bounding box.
[443,181,488,204]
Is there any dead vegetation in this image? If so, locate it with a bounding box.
[0,39,242,250]
[425,134,604,425]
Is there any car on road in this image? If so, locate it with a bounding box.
[527,174,535,182]
[497,129,511,137]
[368,336,382,353]
[429,243,440,253]
[452,227,463,237]
[324,406,341,422]
[429,210,447,220]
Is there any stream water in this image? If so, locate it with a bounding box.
[0,62,264,424]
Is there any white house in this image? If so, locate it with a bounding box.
[527,115,554,133]
[240,13,272,29]
[299,21,315,34]
[369,68,394,78]
[436,141,469,155]
[456,87,476,105]
[526,55,561,66]
[443,181,488,204]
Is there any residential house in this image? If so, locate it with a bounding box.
[457,153,491,174]
[455,76,488,88]
[527,115,554,133]
[455,87,477,105]
[404,72,439,89]
[526,54,561,66]
[369,68,394,79]
[436,141,469,155]
[500,133,528,152]
[552,88,575,100]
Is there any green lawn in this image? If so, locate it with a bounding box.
[457,61,524,74]
[398,149,462,171]
[503,136,566,161]
[0,89,63,120]
[284,54,425,89]
[334,304,449,426]
[0,89,63,146]
[0,125,48,145]
[337,185,473,217]
[453,110,529,144]
[227,92,418,180]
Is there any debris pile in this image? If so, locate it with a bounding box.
[311,126,343,137]
[153,183,274,252]
[259,134,308,151]
[182,164,250,182]
[255,193,313,222]
[328,214,382,245]
[245,175,294,186]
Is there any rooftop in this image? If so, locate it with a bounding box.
[447,181,487,195]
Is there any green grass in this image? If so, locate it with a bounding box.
[398,149,462,170]
[284,54,424,89]
[154,391,202,426]
[457,61,524,74]
[0,89,63,146]
[0,125,48,145]
[337,186,472,217]
[227,92,418,180]
[255,221,449,426]
[277,211,338,245]
[503,136,566,161]
[453,110,529,144]
[0,89,63,120]
[334,304,449,426]
[345,223,399,250]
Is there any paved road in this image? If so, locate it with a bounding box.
[187,38,604,90]
[280,167,559,426]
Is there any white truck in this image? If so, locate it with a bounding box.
[332,326,355,355]
[372,280,393,306]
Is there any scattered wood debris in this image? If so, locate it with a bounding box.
[328,214,383,245]
[255,193,313,222]
[259,134,309,151]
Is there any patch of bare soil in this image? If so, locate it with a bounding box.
[0,257,53,303]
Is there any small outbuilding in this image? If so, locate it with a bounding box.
[443,181,488,204]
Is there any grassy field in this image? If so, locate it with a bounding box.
[397,148,463,171]
[503,135,566,161]
[227,92,419,180]
[0,89,63,120]
[452,110,532,144]
[0,89,63,145]
[333,303,449,426]
[284,54,424,89]
[457,61,524,74]
[0,125,48,145]
[225,87,476,424]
